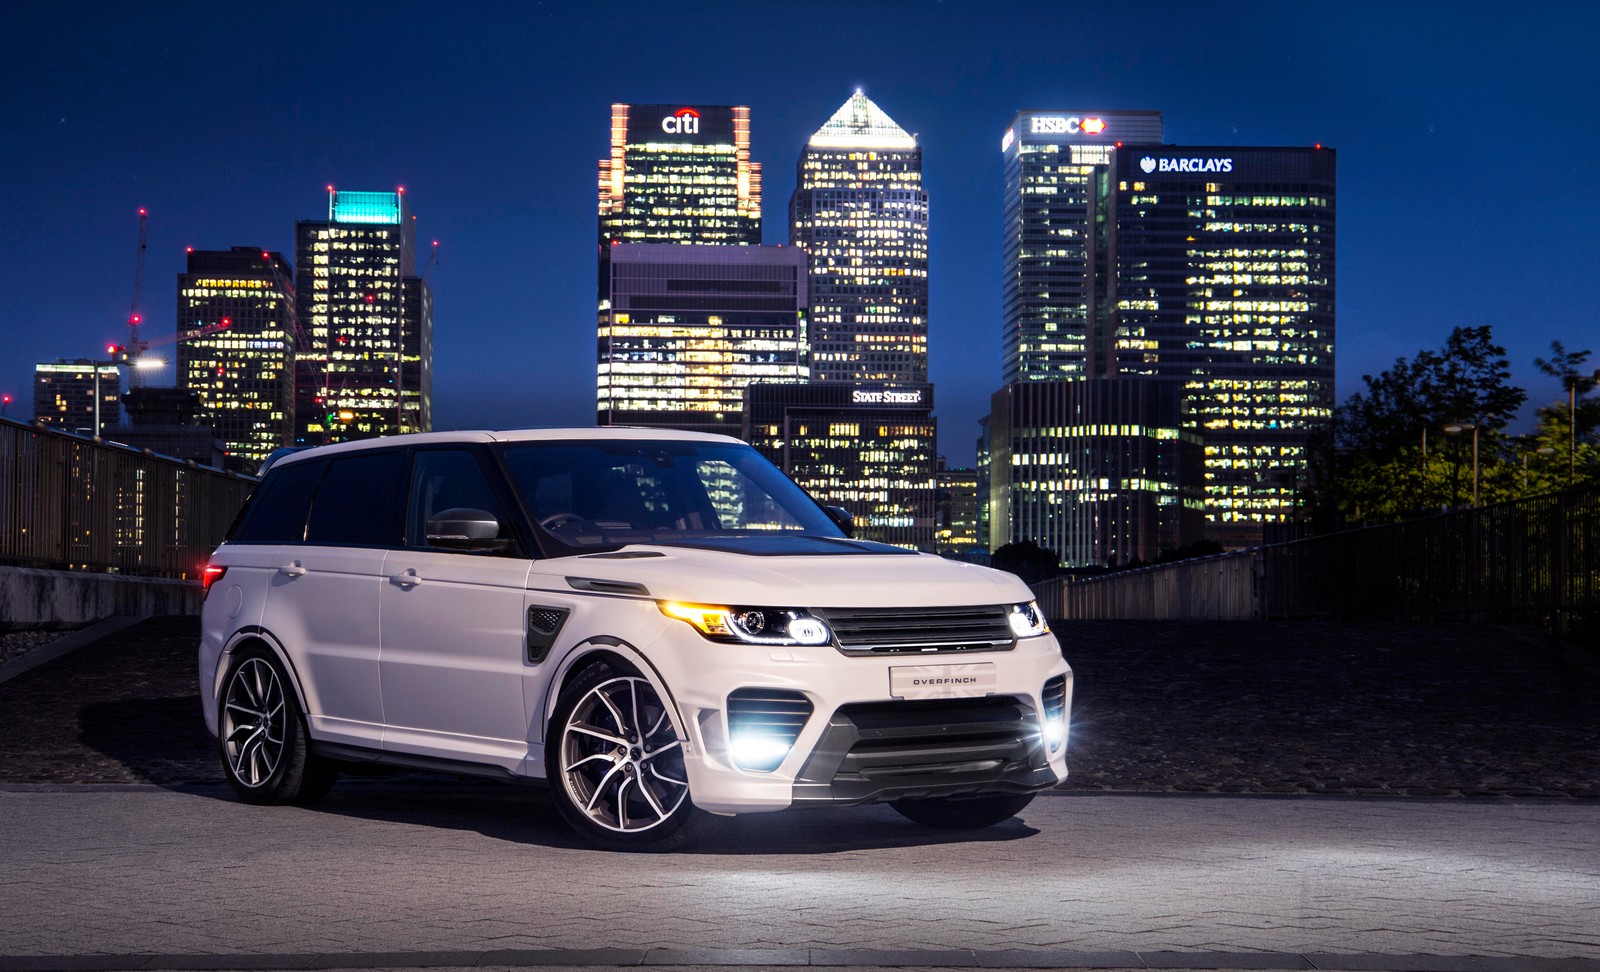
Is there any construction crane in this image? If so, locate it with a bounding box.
[126,209,151,386]
[422,239,440,281]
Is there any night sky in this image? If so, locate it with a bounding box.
[4,1,1597,465]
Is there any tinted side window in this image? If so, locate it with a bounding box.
[304,451,406,547]
[407,449,511,549]
[232,459,327,543]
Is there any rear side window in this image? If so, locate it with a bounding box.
[304,451,407,547]
[231,459,327,543]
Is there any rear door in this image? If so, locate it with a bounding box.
[260,450,405,749]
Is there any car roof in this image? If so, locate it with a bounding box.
[270,427,745,468]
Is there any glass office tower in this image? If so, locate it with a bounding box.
[999,110,1163,384]
[790,92,928,383]
[294,189,432,445]
[176,247,296,473]
[1111,146,1336,544]
[598,104,762,246]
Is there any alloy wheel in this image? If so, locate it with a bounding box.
[221,657,287,788]
[559,675,688,833]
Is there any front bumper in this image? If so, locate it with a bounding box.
[637,627,1074,815]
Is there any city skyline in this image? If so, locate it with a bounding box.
[4,2,1596,466]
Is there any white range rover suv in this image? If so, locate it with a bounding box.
[199,429,1073,850]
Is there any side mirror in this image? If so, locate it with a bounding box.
[822,505,855,538]
[425,508,510,552]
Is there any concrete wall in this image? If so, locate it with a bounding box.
[0,566,200,631]
[1031,550,1262,621]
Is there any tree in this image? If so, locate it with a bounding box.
[991,540,1063,583]
[1310,326,1529,522]
[1533,341,1600,486]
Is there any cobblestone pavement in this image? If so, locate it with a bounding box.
[0,787,1595,961]
[0,617,1595,796]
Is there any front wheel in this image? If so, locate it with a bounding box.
[546,662,718,851]
[891,792,1035,829]
[218,647,337,806]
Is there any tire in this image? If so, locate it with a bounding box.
[218,646,337,806]
[545,661,719,851]
[891,792,1036,829]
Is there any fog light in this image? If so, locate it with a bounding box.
[1043,718,1066,753]
[729,733,794,772]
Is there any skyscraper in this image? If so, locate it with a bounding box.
[294,189,432,445]
[598,104,762,246]
[32,360,121,434]
[1111,146,1336,544]
[1000,110,1164,384]
[790,92,928,383]
[598,243,809,436]
[176,247,296,472]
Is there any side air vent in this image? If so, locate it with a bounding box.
[526,606,571,663]
[566,576,650,596]
[726,688,814,773]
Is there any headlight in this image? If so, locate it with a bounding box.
[1008,600,1050,638]
[660,602,833,646]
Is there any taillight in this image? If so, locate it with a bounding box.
[201,565,227,598]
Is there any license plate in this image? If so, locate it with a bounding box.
[890,663,998,700]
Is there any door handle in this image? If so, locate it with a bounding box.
[390,569,422,588]
[277,563,307,578]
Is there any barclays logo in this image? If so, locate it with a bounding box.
[1139,157,1156,174]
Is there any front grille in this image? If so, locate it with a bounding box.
[813,605,1014,655]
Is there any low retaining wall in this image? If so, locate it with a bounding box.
[0,566,200,631]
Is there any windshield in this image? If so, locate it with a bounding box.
[498,439,844,552]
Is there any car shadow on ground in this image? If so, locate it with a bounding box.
[296,780,1044,854]
[72,697,1040,854]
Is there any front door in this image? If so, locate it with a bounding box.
[378,447,535,772]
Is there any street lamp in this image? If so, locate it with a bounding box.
[1443,420,1479,507]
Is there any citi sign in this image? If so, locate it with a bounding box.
[661,107,700,134]
[1030,115,1107,136]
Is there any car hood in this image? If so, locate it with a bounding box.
[528,538,1034,608]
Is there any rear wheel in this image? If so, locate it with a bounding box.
[546,662,718,851]
[218,647,337,806]
[891,792,1035,829]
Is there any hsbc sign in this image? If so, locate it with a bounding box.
[1030,115,1107,136]
[661,107,701,135]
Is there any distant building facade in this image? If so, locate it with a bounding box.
[176,247,296,473]
[598,103,762,246]
[294,189,432,446]
[790,92,928,384]
[935,461,981,557]
[103,387,225,468]
[987,378,1202,568]
[33,359,121,435]
[744,381,935,550]
[598,244,809,436]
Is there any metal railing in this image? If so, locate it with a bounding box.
[0,416,256,579]
[1033,484,1600,641]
